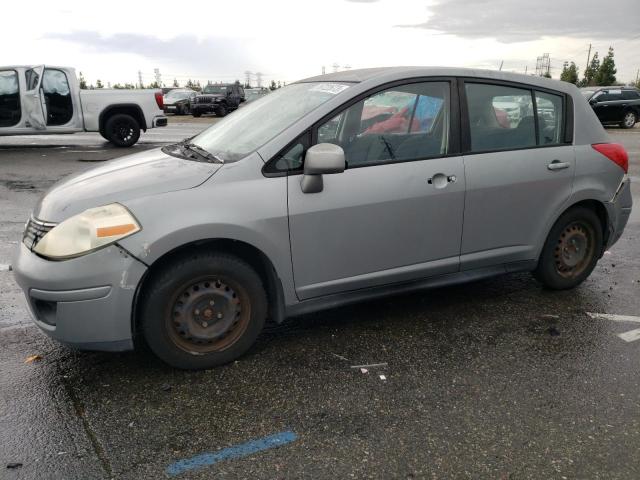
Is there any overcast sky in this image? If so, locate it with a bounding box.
[3,0,639,87]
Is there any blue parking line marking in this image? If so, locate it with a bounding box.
[165,430,298,477]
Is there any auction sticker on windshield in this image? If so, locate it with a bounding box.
[309,83,351,95]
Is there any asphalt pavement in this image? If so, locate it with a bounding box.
[1,119,639,479]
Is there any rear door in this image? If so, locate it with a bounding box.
[286,80,466,300]
[0,69,22,134]
[459,80,574,269]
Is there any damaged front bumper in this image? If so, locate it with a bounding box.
[12,243,147,351]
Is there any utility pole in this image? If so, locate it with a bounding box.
[154,68,161,87]
[498,60,503,71]
[244,70,252,87]
[138,70,143,89]
[535,53,550,76]
[322,65,326,75]
[524,66,528,75]
[255,72,263,88]
[585,43,592,73]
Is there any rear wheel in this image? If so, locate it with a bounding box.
[533,207,603,289]
[104,113,140,147]
[140,253,267,370]
[621,111,637,129]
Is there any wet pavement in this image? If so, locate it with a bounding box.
[1,122,639,479]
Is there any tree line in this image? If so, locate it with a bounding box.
[559,46,625,87]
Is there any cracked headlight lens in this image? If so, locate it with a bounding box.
[34,203,141,259]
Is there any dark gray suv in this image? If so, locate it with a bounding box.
[581,86,640,129]
[192,83,245,117]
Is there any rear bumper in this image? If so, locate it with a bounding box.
[12,243,147,351]
[153,115,168,127]
[605,177,632,249]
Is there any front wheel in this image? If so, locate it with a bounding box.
[621,111,637,129]
[104,113,140,147]
[533,207,603,290]
[140,253,267,370]
[215,104,228,117]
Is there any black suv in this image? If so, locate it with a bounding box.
[192,84,245,117]
[581,86,640,129]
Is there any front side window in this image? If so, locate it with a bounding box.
[0,70,20,127]
[42,69,73,126]
[316,82,450,167]
[465,83,535,152]
[535,91,563,145]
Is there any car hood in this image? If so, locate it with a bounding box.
[34,148,222,223]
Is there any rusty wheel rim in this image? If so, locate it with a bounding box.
[166,276,251,354]
[554,221,595,279]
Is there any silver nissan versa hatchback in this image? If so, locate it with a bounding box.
[13,67,632,369]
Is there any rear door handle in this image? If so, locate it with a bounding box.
[547,160,570,171]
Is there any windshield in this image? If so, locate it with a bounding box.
[165,90,192,100]
[191,82,351,162]
[203,85,229,94]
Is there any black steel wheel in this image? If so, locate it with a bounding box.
[140,252,267,369]
[104,113,140,147]
[534,207,603,289]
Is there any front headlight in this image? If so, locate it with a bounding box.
[34,203,141,260]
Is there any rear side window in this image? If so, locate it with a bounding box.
[622,90,640,100]
[465,83,535,152]
[0,70,20,127]
[535,91,563,145]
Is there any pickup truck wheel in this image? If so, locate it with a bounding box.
[140,253,267,370]
[621,111,637,129]
[533,207,602,290]
[192,111,202,118]
[104,113,140,147]
[215,104,228,117]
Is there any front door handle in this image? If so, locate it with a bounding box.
[547,160,570,171]
[427,173,456,188]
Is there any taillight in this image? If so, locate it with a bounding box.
[155,91,163,110]
[592,143,628,173]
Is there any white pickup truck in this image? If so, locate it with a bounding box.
[0,65,167,147]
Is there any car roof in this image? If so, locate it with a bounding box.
[297,66,577,94]
[580,86,638,91]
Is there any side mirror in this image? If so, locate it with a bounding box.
[300,143,345,194]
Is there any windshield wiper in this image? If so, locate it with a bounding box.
[181,143,224,164]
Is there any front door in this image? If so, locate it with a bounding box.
[287,80,466,300]
[21,65,47,130]
[460,81,575,269]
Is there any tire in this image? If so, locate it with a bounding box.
[215,104,228,117]
[192,111,202,118]
[533,207,603,290]
[104,113,140,147]
[621,111,637,129]
[140,252,267,370]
